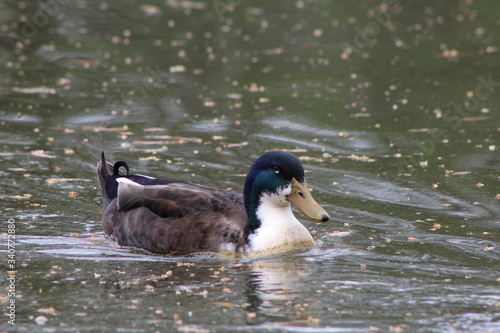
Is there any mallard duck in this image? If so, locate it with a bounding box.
[97,151,330,255]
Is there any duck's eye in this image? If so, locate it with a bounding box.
[273,166,280,174]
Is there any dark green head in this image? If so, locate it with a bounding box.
[243,151,329,235]
[244,151,304,199]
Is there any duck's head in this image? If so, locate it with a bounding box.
[243,151,330,233]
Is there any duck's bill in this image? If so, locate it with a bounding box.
[287,178,330,222]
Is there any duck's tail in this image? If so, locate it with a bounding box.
[97,152,116,208]
[97,152,112,191]
[97,152,132,208]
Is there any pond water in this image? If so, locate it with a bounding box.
[1,0,499,332]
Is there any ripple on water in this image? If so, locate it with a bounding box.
[328,205,415,232]
[183,118,233,133]
[13,235,170,262]
[315,169,493,219]
[11,235,223,263]
[420,234,500,260]
[261,117,391,155]
[0,112,41,123]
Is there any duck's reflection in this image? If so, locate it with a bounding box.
[242,255,323,325]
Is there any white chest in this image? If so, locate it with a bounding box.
[247,193,314,253]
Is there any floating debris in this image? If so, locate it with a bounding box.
[83,125,129,132]
[139,4,161,16]
[35,316,48,325]
[38,307,57,315]
[46,178,90,185]
[169,65,186,73]
[347,154,376,162]
[11,86,57,94]
[461,116,489,122]
[31,150,56,158]
[11,193,32,200]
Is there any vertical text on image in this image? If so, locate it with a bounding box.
[6,218,17,326]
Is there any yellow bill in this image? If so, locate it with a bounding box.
[286,177,330,222]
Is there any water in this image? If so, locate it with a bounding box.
[1,0,499,332]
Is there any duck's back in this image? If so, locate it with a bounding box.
[97,154,249,253]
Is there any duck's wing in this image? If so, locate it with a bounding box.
[116,178,243,219]
[102,178,248,253]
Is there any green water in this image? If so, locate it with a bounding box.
[1,1,499,332]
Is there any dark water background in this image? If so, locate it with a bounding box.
[0,1,499,332]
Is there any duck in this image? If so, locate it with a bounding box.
[97,150,330,255]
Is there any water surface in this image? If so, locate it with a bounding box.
[1,1,499,332]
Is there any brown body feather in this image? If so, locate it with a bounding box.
[97,154,249,253]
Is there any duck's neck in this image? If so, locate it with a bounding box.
[243,177,263,236]
[244,191,314,253]
[243,196,261,237]
[243,181,285,236]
